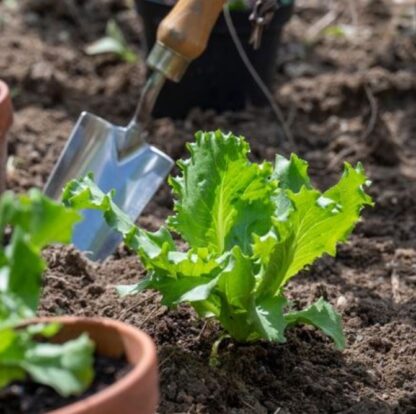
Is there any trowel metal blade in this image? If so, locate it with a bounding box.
[44,112,174,260]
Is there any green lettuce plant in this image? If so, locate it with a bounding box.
[0,190,94,396]
[63,131,372,351]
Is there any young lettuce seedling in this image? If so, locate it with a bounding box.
[0,190,94,396]
[85,19,138,63]
[63,131,372,351]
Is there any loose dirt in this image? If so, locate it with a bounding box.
[0,0,415,413]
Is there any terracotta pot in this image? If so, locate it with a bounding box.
[31,317,159,414]
[0,80,13,193]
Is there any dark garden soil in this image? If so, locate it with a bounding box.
[0,355,131,414]
[1,0,416,413]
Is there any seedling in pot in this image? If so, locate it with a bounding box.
[0,190,94,396]
[63,131,372,362]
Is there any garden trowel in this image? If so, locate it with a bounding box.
[45,0,226,260]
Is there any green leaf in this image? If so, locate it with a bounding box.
[0,328,16,353]
[285,298,346,350]
[0,189,81,249]
[106,19,125,45]
[257,162,373,297]
[22,333,95,396]
[3,229,44,311]
[273,154,312,220]
[206,246,256,341]
[0,188,95,396]
[25,323,62,338]
[140,248,219,281]
[85,37,124,56]
[284,162,372,279]
[218,297,253,342]
[0,292,34,330]
[25,190,81,248]
[117,278,151,297]
[63,175,146,253]
[0,366,25,388]
[273,153,311,192]
[168,131,275,254]
[63,175,143,251]
[145,250,221,306]
[251,294,288,342]
[153,275,220,306]
[85,19,138,63]
[217,246,254,310]
[164,250,219,277]
[0,325,95,397]
[0,328,31,388]
[0,190,81,314]
[253,227,295,298]
[192,297,221,318]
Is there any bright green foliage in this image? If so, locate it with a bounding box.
[0,190,95,395]
[64,131,373,348]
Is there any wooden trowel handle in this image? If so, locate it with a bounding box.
[157,0,227,60]
[147,0,226,81]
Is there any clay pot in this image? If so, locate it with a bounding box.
[32,317,159,414]
[0,80,13,193]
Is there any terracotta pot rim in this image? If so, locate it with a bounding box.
[0,80,9,105]
[0,79,13,132]
[28,316,157,414]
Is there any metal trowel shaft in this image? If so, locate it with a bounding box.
[120,0,227,157]
[117,72,166,158]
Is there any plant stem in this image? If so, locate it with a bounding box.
[209,334,230,367]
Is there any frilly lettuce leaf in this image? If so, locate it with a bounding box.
[168,131,276,255]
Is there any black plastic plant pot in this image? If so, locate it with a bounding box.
[136,0,294,118]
